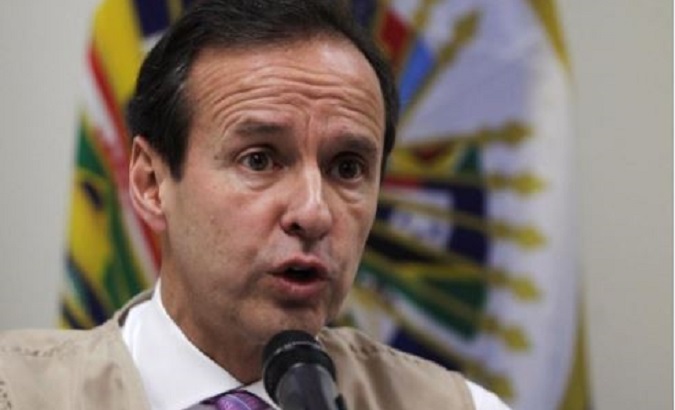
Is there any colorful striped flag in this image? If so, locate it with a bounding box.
[62,1,589,409]
[61,0,195,329]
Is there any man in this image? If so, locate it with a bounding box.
[0,1,509,409]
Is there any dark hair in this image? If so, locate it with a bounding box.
[127,0,398,179]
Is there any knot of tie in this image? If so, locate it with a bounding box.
[208,390,272,410]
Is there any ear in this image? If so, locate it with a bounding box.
[129,136,169,232]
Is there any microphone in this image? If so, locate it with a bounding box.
[262,330,347,410]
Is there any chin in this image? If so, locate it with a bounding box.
[271,311,327,338]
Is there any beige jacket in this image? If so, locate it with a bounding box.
[0,293,474,409]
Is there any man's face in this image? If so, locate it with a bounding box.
[149,37,385,355]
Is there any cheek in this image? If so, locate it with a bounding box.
[171,181,246,261]
[206,190,283,269]
[350,199,378,242]
[336,201,376,267]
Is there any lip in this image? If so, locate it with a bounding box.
[268,256,331,301]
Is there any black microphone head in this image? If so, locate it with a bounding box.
[262,330,337,403]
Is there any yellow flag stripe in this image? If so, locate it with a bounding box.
[92,0,144,105]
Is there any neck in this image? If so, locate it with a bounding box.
[159,279,266,384]
[182,318,265,384]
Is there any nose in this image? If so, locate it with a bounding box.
[280,165,333,242]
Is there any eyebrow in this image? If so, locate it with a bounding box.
[231,118,381,158]
[331,133,380,159]
[232,119,290,138]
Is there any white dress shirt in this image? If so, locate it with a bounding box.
[121,282,509,410]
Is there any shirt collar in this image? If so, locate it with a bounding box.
[122,281,278,410]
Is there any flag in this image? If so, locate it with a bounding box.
[61,0,194,329]
[341,0,590,409]
[62,1,589,409]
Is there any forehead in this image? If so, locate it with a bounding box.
[184,36,385,128]
[189,34,380,81]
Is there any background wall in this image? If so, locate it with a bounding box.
[557,1,673,409]
[0,1,671,409]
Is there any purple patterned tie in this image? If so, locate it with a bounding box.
[210,390,272,410]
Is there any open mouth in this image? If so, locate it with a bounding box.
[270,261,329,300]
[281,266,321,283]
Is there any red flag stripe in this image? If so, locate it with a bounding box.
[86,43,161,270]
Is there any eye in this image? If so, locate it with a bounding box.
[331,156,365,181]
[240,150,274,172]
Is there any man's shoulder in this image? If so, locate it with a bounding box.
[319,326,453,375]
[318,326,476,409]
[0,289,153,358]
[0,319,149,409]
[0,320,118,359]
[0,319,128,382]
